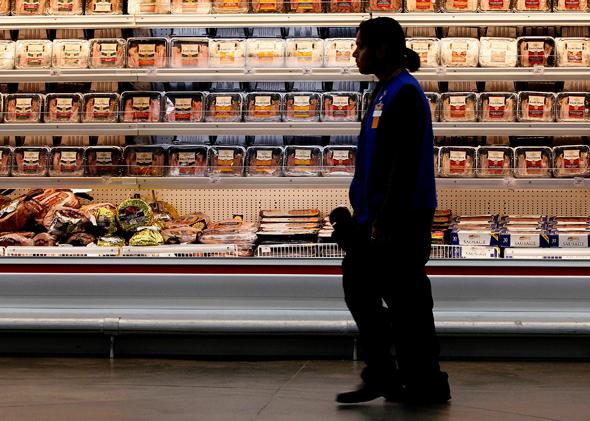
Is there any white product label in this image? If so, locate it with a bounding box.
[451,41,468,52]
[219,149,235,161]
[16,98,32,111]
[181,44,201,57]
[461,246,497,259]
[335,40,353,51]
[138,44,155,56]
[0,44,8,53]
[529,96,546,107]
[294,96,311,107]
[332,150,350,161]
[216,96,232,107]
[27,44,44,55]
[449,96,467,107]
[96,151,112,165]
[94,0,113,11]
[178,152,196,165]
[488,151,505,161]
[133,97,150,109]
[528,42,545,52]
[450,151,467,161]
[219,42,237,52]
[257,41,276,53]
[569,96,585,107]
[512,234,540,248]
[559,234,589,248]
[136,152,153,165]
[61,151,78,167]
[256,150,273,162]
[24,151,39,162]
[333,96,349,107]
[295,149,312,161]
[56,98,73,113]
[489,96,506,107]
[93,97,111,114]
[564,149,581,160]
[175,98,192,110]
[490,41,508,52]
[566,41,584,52]
[100,43,117,54]
[525,151,542,161]
[457,231,491,246]
[411,42,430,53]
[255,96,272,107]
[295,41,313,52]
[63,44,81,59]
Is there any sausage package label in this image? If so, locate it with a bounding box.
[255,96,272,107]
[525,151,543,168]
[449,0,469,9]
[99,43,118,63]
[450,150,467,174]
[256,150,273,164]
[178,152,196,166]
[524,0,541,9]
[528,95,546,118]
[23,151,40,171]
[26,44,45,65]
[15,98,33,119]
[94,0,113,12]
[558,234,589,248]
[456,231,493,246]
[410,42,431,62]
[255,41,279,58]
[56,98,74,118]
[293,41,313,60]
[294,96,311,108]
[527,42,545,65]
[568,96,586,119]
[564,149,581,168]
[490,41,509,63]
[60,151,78,171]
[292,0,317,11]
[93,97,112,117]
[181,44,201,59]
[96,151,113,166]
[415,0,433,9]
[138,44,156,66]
[62,44,82,64]
[449,96,467,118]
[563,0,581,9]
[215,96,232,108]
[174,98,192,120]
[488,96,507,118]
[217,42,239,61]
[23,0,41,11]
[133,97,150,119]
[257,0,278,11]
[218,149,235,164]
[332,150,351,163]
[136,152,153,166]
[57,0,75,11]
[333,96,349,109]
[487,150,506,172]
[334,41,353,63]
[450,42,468,64]
[295,149,312,165]
[565,41,585,64]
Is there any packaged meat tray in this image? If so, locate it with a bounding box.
[555,38,590,67]
[321,92,360,122]
[13,146,49,177]
[208,146,245,177]
[205,93,242,122]
[245,146,283,177]
[556,93,590,122]
[117,199,153,232]
[165,92,205,123]
[553,0,588,10]
[168,145,208,176]
[517,91,555,122]
[479,0,511,10]
[48,0,83,14]
[246,39,286,68]
[211,0,248,12]
[84,146,124,176]
[15,40,52,69]
[324,39,356,68]
[284,92,320,122]
[170,38,209,68]
[284,146,322,177]
[440,146,476,178]
[124,145,166,177]
[121,91,162,123]
[287,0,323,12]
[366,0,402,11]
[52,40,90,69]
[85,0,123,13]
[49,147,84,177]
[479,92,516,122]
[171,0,211,12]
[553,145,590,178]
[209,39,246,68]
[0,147,11,176]
[442,0,478,12]
[251,0,285,12]
[440,92,477,122]
[425,92,440,122]
[514,0,550,11]
[477,146,513,177]
[4,94,43,123]
[434,146,439,176]
[244,93,282,122]
[127,38,167,69]
[45,93,82,123]
[89,39,126,69]
[260,209,320,218]
[405,0,439,12]
[82,93,120,123]
[326,0,362,12]
[0,41,16,70]
[322,146,356,177]
[517,37,555,67]
[440,38,480,67]
[514,146,552,178]
[13,0,48,14]
[127,0,171,13]
[479,38,518,68]
[285,39,323,68]
[406,38,440,68]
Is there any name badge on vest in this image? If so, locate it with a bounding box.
[371,102,383,129]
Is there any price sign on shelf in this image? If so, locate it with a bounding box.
[532,65,545,75]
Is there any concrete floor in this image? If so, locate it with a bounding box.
[0,358,588,421]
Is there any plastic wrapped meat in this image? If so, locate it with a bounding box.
[246,39,285,68]
[244,93,282,122]
[127,0,171,13]
[45,207,89,237]
[205,93,242,122]
[0,41,16,70]
[322,146,356,176]
[514,147,552,178]
[89,39,126,69]
[553,0,588,10]
[208,146,245,177]
[170,38,209,68]
[556,93,590,122]
[84,146,124,176]
[52,40,89,69]
[479,38,518,68]
[441,93,477,122]
[171,0,211,12]
[85,0,123,13]
[168,145,208,176]
[165,92,205,122]
[479,93,516,122]
[121,92,162,123]
[288,0,322,12]
[284,146,322,177]
[4,94,43,123]
[211,0,247,12]
[48,0,82,14]
[124,146,166,177]
[15,40,52,69]
[366,0,402,10]
[284,93,320,122]
[477,146,513,177]
[479,0,511,10]
[514,0,550,10]
[209,39,245,68]
[406,38,439,68]
[440,146,476,178]
[0,147,12,176]
[162,227,202,244]
[326,0,362,12]
[246,146,283,177]
[442,0,477,12]
[251,0,284,12]
[321,92,359,122]
[49,147,84,177]
[517,92,555,122]
[555,38,590,67]
[553,145,590,178]
[129,227,164,246]
[45,93,82,123]
[117,198,153,232]
[324,39,356,68]
[13,147,49,176]
[425,93,440,122]
[405,0,438,11]
[440,38,480,67]
[97,236,125,247]
[285,38,323,68]
[13,0,47,14]
[127,38,167,68]
[82,93,119,123]
[518,37,555,67]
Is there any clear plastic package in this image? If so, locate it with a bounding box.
[208,146,245,177]
[321,92,360,122]
[15,40,52,69]
[4,94,43,123]
[165,92,205,122]
[323,38,356,68]
[244,93,283,122]
[48,0,82,14]
[406,38,440,68]
[245,146,283,177]
[478,92,516,122]
[425,92,440,122]
[517,37,555,67]
[479,37,518,68]
[514,146,553,178]
[555,38,590,67]
[284,92,320,122]
[477,146,513,178]
[0,41,15,70]
[556,93,590,122]
[440,38,480,67]
[0,147,11,176]
[171,0,211,12]
[322,146,356,176]
[84,146,124,176]
[49,146,84,177]
[246,39,285,68]
[366,0,402,11]
[326,0,362,12]
[85,0,123,13]
[517,91,555,122]
[89,38,126,69]
[127,0,171,13]
[514,0,550,11]
[285,38,323,68]
[13,146,49,176]
[287,0,323,12]
[209,39,246,68]
[553,145,590,178]
[434,146,439,176]
[440,92,477,122]
[170,38,209,68]
[442,0,477,12]
[121,91,162,123]
[168,145,208,176]
[52,39,90,69]
[211,0,248,12]
[124,145,167,177]
[82,93,120,123]
[284,146,322,177]
[440,146,476,178]
[45,93,82,123]
[553,0,588,10]
[251,0,285,12]
[127,37,168,68]
[405,0,439,12]
[205,93,242,122]
[12,0,47,14]
[479,0,511,10]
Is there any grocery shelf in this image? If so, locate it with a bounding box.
[134,122,359,136]
[436,178,590,189]
[434,122,590,136]
[0,123,137,136]
[416,67,590,82]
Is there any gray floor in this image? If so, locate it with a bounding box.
[0,358,588,421]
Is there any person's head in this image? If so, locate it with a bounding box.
[353,17,420,77]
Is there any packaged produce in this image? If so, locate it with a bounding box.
[479,37,518,67]
[89,38,126,68]
[12,0,47,14]
[124,145,166,177]
[479,0,511,10]
[284,146,322,177]
[244,93,282,122]
[127,0,171,13]
[405,0,438,12]
[440,38,480,67]
[478,92,516,122]
[162,227,202,244]
[366,0,402,11]
[121,91,162,123]
[285,38,323,68]
[208,146,245,177]
[0,147,11,176]
[171,0,211,12]
[442,0,477,12]
[117,198,154,232]
[209,39,246,68]
[251,0,285,11]
[324,38,356,68]
[97,236,125,247]
[4,94,43,123]
[517,37,555,67]
[477,146,513,177]
[82,93,120,123]
[0,41,16,70]
[49,147,84,177]
[553,145,590,178]
[85,0,123,13]
[165,92,205,122]
[514,0,550,10]
[245,146,283,177]
[205,93,242,122]
[127,37,167,68]
[284,92,321,122]
[52,39,90,69]
[287,0,322,12]
[406,38,439,68]
[441,92,477,122]
[15,40,52,69]
[555,38,590,67]
[553,0,588,10]
[129,227,165,246]
[517,91,555,122]
[84,146,124,176]
[46,207,89,238]
[211,0,247,12]
[514,146,552,178]
[48,0,82,14]
[321,92,360,122]
[425,92,440,122]
[246,39,285,68]
[322,146,356,176]
[556,93,590,122]
[170,38,209,68]
[168,145,208,176]
[440,146,476,178]
[45,93,82,123]
[326,0,362,12]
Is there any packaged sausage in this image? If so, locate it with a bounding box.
[477,146,513,177]
[171,0,211,12]
[121,91,162,123]
[4,94,43,123]
[326,0,362,12]
[479,92,516,122]
[170,38,209,68]
[12,0,47,14]
[479,38,518,68]
[514,147,552,178]
[514,0,550,11]
[556,93,590,122]
[49,146,84,177]
[442,0,477,12]
[244,93,282,122]
[405,0,439,11]
[553,0,588,10]
[205,93,242,122]
[13,146,49,176]
[164,92,205,122]
[517,91,555,122]
[440,146,476,178]
[15,40,52,69]
[246,39,286,68]
[366,0,402,11]
[324,38,356,68]
[425,92,440,122]
[287,0,322,12]
[48,0,83,14]
[82,93,120,123]
[209,39,246,68]
[245,146,283,177]
[517,37,555,67]
[284,92,320,122]
[127,37,168,69]
[251,0,285,12]
[0,41,16,70]
[321,92,360,122]
[124,145,167,177]
[322,146,356,177]
[208,146,245,177]
[284,146,322,177]
[127,0,171,13]
[441,92,477,122]
[285,38,323,68]
[479,0,511,10]
[85,0,123,13]
[168,145,208,176]
[406,38,440,68]
[0,147,12,176]
[211,0,247,12]
[553,145,590,178]
[440,38,480,67]
[89,39,126,69]
[45,93,82,123]
[52,40,90,69]
[555,38,590,67]
[84,146,124,176]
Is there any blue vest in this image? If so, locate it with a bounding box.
[349,70,437,225]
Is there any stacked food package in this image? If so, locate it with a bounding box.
[257,209,321,244]
[432,209,452,245]
[200,219,257,256]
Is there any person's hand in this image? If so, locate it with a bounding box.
[330,207,363,252]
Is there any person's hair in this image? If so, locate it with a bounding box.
[357,17,421,72]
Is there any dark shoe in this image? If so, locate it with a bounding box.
[336,383,402,404]
[401,372,451,405]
